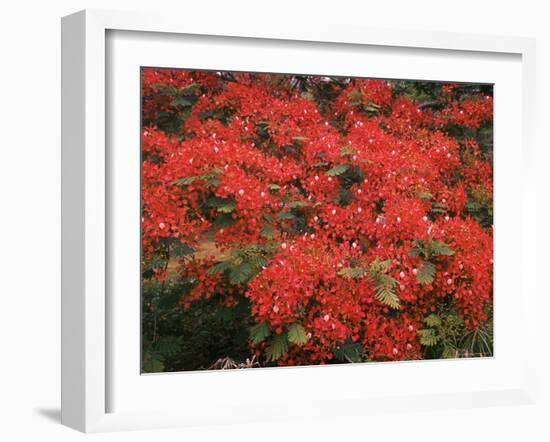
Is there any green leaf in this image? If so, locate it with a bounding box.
[287,323,308,346]
[179,83,199,94]
[410,239,454,259]
[171,242,195,257]
[175,176,197,186]
[204,167,223,177]
[249,255,268,268]
[266,333,289,362]
[338,267,367,279]
[418,191,433,201]
[287,200,308,209]
[418,328,440,346]
[326,164,350,176]
[374,274,400,309]
[292,136,307,141]
[260,222,275,239]
[348,89,362,101]
[424,314,442,328]
[339,146,355,157]
[214,213,236,228]
[431,241,455,256]
[268,184,281,191]
[276,211,295,220]
[364,104,380,113]
[216,306,235,322]
[156,290,181,310]
[142,351,165,373]
[363,258,401,309]
[250,321,271,344]
[171,96,193,107]
[217,201,236,213]
[409,240,427,258]
[370,258,392,273]
[150,84,177,95]
[442,346,458,359]
[206,196,226,207]
[416,261,436,284]
[313,162,329,168]
[203,170,221,181]
[460,321,493,357]
[333,340,364,363]
[229,262,255,285]
[155,336,183,357]
[206,260,232,275]
[409,247,422,258]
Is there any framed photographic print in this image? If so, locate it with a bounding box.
[61,9,537,432]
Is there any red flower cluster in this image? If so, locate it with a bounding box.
[142,68,493,365]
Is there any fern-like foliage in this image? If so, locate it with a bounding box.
[216,201,236,213]
[206,243,275,284]
[228,263,253,285]
[155,336,183,357]
[416,261,436,284]
[369,258,392,273]
[410,239,454,285]
[442,346,458,359]
[142,351,165,373]
[175,167,223,188]
[250,321,271,344]
[368,259,400,309]
[206,260,232,275]
[461,319,493,357]
[417,190,433,201]
[339,146,355,157]
[337,266,367,279]
[430,241,455,256]
[424,314,442,328]
[266,332,289,362]
[418,328,440,346]
[409,239,455,260]
[338,258,401,309]
[287,323,309,346]
[326,164,350,176]
[417,310,493,360]
[333,339,364,363]
[337,258,400,309]
[373,274,400,309]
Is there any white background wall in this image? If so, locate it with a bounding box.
[0,1,548,440]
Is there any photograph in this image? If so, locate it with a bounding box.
[1,0,545,439]
[140,68,494,373]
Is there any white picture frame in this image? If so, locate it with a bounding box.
[61,9,537,433]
